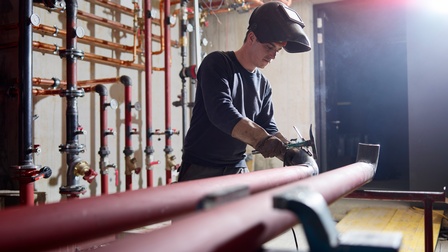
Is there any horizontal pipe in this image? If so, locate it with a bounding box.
[33,24,142,54]
[99,144,379,251]
[0,165,315,251]
[32,41,178,70]
[84,0,134,15]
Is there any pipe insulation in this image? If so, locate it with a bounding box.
[0,164,316,251]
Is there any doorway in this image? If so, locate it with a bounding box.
[314,0,409,189]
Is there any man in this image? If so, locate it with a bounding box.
[178,1,318,182]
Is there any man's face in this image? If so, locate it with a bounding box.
[253,38,286,69]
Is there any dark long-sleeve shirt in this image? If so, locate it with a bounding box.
[182,51,279,167]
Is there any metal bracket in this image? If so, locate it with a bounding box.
[197,185,250,210]
[271,186,402,252]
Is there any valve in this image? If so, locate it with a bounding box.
[125,156,140,175]
[166,154,180,171]
[105,128,115,136]
[75,125,86,135]
[31,166,52,182]
[31,144,42,155]
[73,161,97,183]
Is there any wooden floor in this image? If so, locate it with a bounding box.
[263,198,448,252]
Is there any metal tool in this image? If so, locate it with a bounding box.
[252,124,318,160]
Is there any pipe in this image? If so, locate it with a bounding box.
[97,144,379,252]
[85,0,134,16]
[163,0,179,184]
[0,165,315,251]
[33,24,143,54]
[11,0,52,206]
[95,84,116,195]
[143,0,159,188]
[120,75,141,191]
[58,0,96,199]
[179,0,188,143]
[32,41,177,70]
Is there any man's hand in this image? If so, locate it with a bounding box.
[284,148,319,175]
[255,135,286,158]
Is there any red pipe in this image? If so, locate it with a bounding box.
[98,160,377,251]
[144,0,157,188]
[95,84,115,195]
[121,76,140,191]
[164,0,174,184]
[0,166,315,251]
[100,90,109,194]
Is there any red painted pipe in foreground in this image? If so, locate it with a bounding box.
[99,157,377,252]
[0,165,315,251]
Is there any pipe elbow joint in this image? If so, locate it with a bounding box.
[119,75,132,87]
[94,84,108,96]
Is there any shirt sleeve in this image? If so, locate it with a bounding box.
[197,52,244,135]
[254,80,279,135]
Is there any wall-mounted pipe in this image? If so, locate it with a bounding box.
[96,144,380,252]
[0,165,316,251]
[120,75,141,191]
[58,0,97,199]
[32,41,178,70]
[10,0,52,206]
[143,0,160,188]
[33,24,143,54]
[163,0,179,184]
[95,84,117,195]
[84,0,134,16]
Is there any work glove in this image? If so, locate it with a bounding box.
[284,148,319,175]
[255,135,287,158]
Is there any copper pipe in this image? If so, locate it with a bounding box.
[84,0,134,15]
[77,10,134,34]
[32,77,121,89]
[0,165,316,251]
[32,41,146,70]
[33,24,142,54]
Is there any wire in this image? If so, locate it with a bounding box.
[290,227,299,251]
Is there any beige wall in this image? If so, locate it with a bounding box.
[32,0,316,203]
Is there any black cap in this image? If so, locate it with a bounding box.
[248,2,311,53]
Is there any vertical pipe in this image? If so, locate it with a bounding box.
[144,0,155,188]
[100,93,109,195]
[424,199,433,252]
[61,0,83,199]
[193,0,202,67]
[95,84,112,195]
[17,0,35,206]
[121,76,139,191]
[123,78,133,191]
[164,0,173,184]
[179,0,188,143]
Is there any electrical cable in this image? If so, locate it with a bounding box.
[290,227,299,251]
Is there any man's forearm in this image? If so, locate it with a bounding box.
[231,117,269,147]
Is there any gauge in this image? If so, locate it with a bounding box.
[76,26,85,38]
[133,101,142,111]
[30,13,40,26]
[108,99,118,110]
